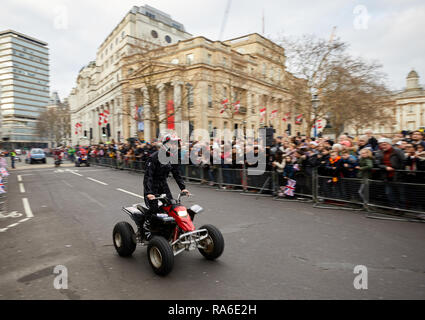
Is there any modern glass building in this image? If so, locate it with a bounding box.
[0,30,49,149]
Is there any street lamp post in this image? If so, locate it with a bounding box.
[311,94,320,138]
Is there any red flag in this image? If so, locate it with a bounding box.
[270,109,278,119]
[260,107,266,117]
[282,112,291,121]
[295,114,303,125]
[233,101,240,114]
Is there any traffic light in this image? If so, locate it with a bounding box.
[106,123,111,137]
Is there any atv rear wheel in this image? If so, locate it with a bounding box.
[147,236,174,276]
[113,221,137,257]
[198,224,224,260]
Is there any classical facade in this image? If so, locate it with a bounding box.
[121,33,299,142]
[393,69,425,132]
[68,5,192,146]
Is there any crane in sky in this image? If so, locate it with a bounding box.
[219,0,232,41]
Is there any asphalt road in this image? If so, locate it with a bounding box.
[1,160,424,300]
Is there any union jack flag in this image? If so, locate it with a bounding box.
[0,178,5,193]
[284,179,296,197]
[0,167,9,177]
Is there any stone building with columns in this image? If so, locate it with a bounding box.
[118,33,301,143]
[68,5,192,145]
[393,69,425,132]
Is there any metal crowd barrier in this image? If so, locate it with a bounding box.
[87,157,425,220]
[0,171,8,214]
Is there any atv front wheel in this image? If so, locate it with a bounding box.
[113,221,137,257]
[147,236,174,276]
[198,224,224,260]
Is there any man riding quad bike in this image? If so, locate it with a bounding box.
[75,147,90,167]
[112,134,225,275]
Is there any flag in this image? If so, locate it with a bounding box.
[0,178,5,193]
[104,110,109,124]
[232,101,240,114]
[315,119,323,130]
[284,179,296,197]
[282,112,291,121]
[0,167,9,177]
[295,114,303,124]
[260,107,266,116]
[220,99,229,114]
[270,109,278,119]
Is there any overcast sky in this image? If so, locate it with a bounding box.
[1,0,424,100]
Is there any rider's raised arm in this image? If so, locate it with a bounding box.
[171,164,186,191]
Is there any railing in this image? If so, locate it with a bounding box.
[0,170,8,215]
[87,157,425,221]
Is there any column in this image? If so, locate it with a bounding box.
[141,87,151,142]
[172,81,184,140]
[157,83,166,134]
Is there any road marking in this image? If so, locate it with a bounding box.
[62,180,73,188]
[6,223,19,228]
[19,218,30,223]
[79,192,106,208]
[17,175,22,182]
[22,198,34,218]
[87,177,108,185]
[0,228,7,232]
[116,188,144,199]
[19,183,25,193]
[69,171,83,176]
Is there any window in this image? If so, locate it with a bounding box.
[208,121,213,135]
[110,43,113,50]
[207,53,212,64]
[208,85,213,108]
[186,53,194,65]
[270,67,274,80]
[165,35,172,43]
[262,63,266,76]
[223,87,227,99]
[171,58,179,64]
[222,57,227,67]
[151,30,158,38]
[121,31,125,39]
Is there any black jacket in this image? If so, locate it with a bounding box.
[143,151,186,197]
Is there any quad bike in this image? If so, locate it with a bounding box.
[112,192,224,276]
[75,154,90,167]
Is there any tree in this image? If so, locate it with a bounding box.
[120,39,200,140]
[36,104,71,147]
[277,34,393,137]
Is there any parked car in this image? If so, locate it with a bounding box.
[26,148,46,164]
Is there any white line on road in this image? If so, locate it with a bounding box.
[87,177,108,185]
[0,228,7,232]
[6,223,19,228]
[19,183,25,193]
[22,198,34,218]
[17,175,22,182]
[79,192,106,208]
[19,218,30,223]
[116,188,144,199]
[69,171,83,176]
[62,180,73,188]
